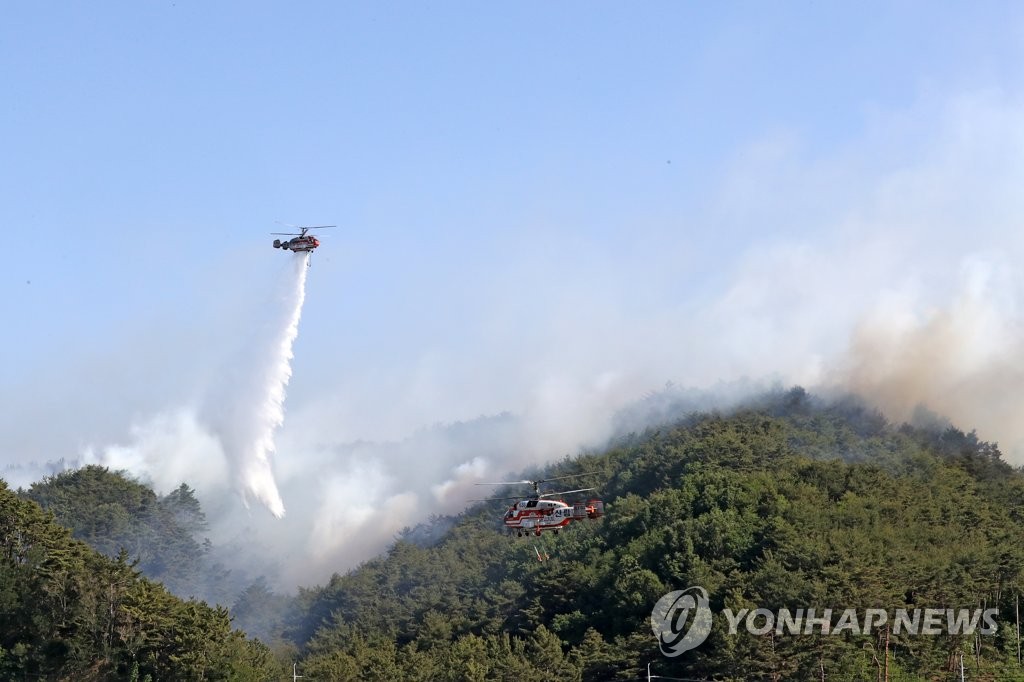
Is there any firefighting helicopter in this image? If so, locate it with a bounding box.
[271,224,334,254]
[474,474,604,537]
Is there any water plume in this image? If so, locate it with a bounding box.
[213,252,310,518]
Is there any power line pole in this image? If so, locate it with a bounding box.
[883,624,890,682]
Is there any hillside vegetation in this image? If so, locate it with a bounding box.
[23,468,229,602]
[9,388,1024,681]
[284,389,1024,680]
[0,479,284,680]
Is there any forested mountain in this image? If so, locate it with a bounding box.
[22,467,233,604]
[281,389,1024,681]
[21,466,286,644]
[8,388,1024,681]
[0,479,284,681]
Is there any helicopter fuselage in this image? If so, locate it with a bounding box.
[504,498,604,536]
[273,235,320,252]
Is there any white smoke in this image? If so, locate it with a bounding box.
[836,254,1024,457]
[27,87,1024,591]
[81,408,228,494]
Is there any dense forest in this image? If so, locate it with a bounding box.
[0,478,284,680]
[7,388,1024,680]
[22,468,231,604]
[276,389,1024,681]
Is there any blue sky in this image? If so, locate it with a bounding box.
[4,2,1024,577]
[3,0,1023,435]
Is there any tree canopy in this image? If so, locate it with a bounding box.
[0,478,283,681]
[10,388,1024,681]
[284,389,1024,680]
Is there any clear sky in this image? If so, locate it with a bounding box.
[4,2,1024,581]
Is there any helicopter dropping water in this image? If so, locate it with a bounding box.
[272,224,334,263]
[210,224,333,517]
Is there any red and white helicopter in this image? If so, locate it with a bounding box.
[271,225,334,254]
[475,474,604,537]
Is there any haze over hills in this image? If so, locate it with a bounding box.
[6,85,1024,597]
[12,236,1024,598]
[9,388,1024,680]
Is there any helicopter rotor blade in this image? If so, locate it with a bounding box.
[538,473,596,483]
[274,222,335,230]
[539,487,596,498]
[475,473,595,487]
[469,496,522,502]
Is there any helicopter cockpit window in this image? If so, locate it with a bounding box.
[526,500,538,508]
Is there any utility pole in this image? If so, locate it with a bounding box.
[883,624,890,682]
[977,598,985,670]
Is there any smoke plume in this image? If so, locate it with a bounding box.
[12,88,1024,593]
[838,256,1024,457]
